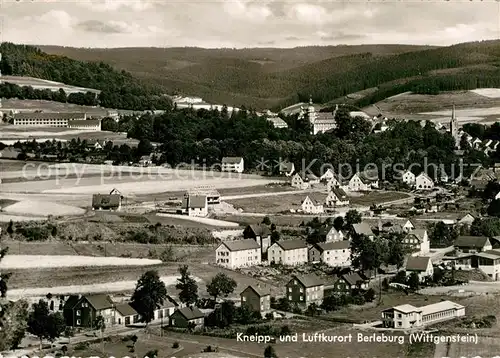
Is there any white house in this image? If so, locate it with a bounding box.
[405,256,434,281]
[301,195,324,214]
[457,213,476,226]
[215,239,262,269]
[453,249,500,280]
[291,173,309,190]
[221,157,244,173]
[268,240,308,266]
[402,219,416,232]
[415,173,434,190]
[308,240,351,267]
[403,229,430,255]
[279,161,295,176]
[382,301,465,329]
[347,172,379,192]
[325,187,349,207]
[114,303,138,326]
[323,226,344,242]
[181,195,208,217]
[401,170,416,186]
[320,169,336,181]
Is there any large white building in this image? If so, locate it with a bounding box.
[301,195,324,214]
[415,173,434,190]
[221,157,244,173]
[215,239,262,269]
[382,301,465,329]
[12,112,101,130]
[308,240,351,267]
[299,98,336,135]
[403,229,430,255]
[268,240,308,266]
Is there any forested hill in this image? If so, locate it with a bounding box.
[37,41,500,110]
[0,42,172,111]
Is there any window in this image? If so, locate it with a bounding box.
[300,296,303,301]
[288,295,292,300]
[242,296,247,302]
[76,310,81,316]
[299,288,303,293]
[171,319,175,325]
[76,319,81,325]
[288,287,292,292]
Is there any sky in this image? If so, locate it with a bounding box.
[0,0,499,48]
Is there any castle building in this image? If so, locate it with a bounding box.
[299,97,336,135]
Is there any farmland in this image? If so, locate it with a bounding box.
[0,255,162,269]
[1,76,100,94]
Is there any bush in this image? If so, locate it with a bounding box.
[172,341,180,348]
[74,342,89,351]
[144,349,158,358]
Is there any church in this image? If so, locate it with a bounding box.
[450,104,459,149]
[298,97,337,135]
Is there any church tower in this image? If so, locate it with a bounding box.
[307,95,317,134]
[450,104,459,148]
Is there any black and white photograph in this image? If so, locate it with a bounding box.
[1,0,500,357]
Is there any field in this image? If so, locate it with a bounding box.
[1,200,85,216]
[348,191,410,205]
[1,76,100,94]
[0,255,162,269]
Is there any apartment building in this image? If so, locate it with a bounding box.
[286,274,324,307]
[308,240,351,267]
[215,239,261,269]
[268,240,308,266]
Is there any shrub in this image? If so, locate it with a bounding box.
[172,341,179,348]
[74,342,89,351]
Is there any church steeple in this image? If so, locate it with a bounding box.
[452,104,456,120]
[450,103,459,149]
[309,95,313,105]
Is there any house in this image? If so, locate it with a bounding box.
[221,157,244,173]
[169,307,205,330]
[401,170,416,186]
[454,236,492,254]
[320,168,336,182]
[457,213,476,226]
[63,294,115,328]
[187,186,220,205]
[326,175,347,191]
[321,226,344,242]
[453,249,500,280]
[91,192,122,211]
[215,240,262,269]
[382,301,465,329]
[278,161,295,176]
[308,240,351,267]
[333,273,368,294]
[286,274,324,307]
[0,147,21,159]
[403,229,430,254]
[87,140,103,151]
[347,172,379,192]
[139,155,152,167]
[240,284,271,314]
[351,222,375,239]
[415,173,434,190]
[115,303,138,326]
[291,173,309,190]
[109,188,122,196]
[243,224,271,254]
[325,187,349,207]
[153,299,177,322]
[181,195,208,217]
[405,256,434,281]
[403,219,416,232]
[301,195,324,214]
[268,240,308,266]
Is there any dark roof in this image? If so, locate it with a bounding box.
[221,239,260,252]
[182,195,207,209]
[247,224,271,237]
[341,273,365,286]
[85,294,114,310]
[290,274,324,288]
[222,157,243,164]
[454,236,490,249]
[174,306,204,320]
[315,240,350,252]
[331,187,348,200]
[13,112,86,120]
[242,284,271,297]
[115,303,138,316]
[63,295,80,310]
[68,119,100,126]
[352,222,374,237]
[92,194,121,209]
[275,239,307,250]
[406,256,431,271]
[358,171,378,184]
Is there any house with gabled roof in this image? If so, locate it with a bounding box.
[181,195,208,217]
[401,170,416,186]
[403,219,416,232]
[243,224,271,254]
[325,187,349,207]
[322,226,344,242]
[403,229,430,255]
[326,174,348,191]
[221,157,244,173]
[457,213,476,226]
[415,172,434,190]
[291,173,309,190]
[308,240,351,267]
[320,168,336,182]
[347,172,378,192]
[333,273,368,294]
[278,161,295,176]
[453,249,500,280]
[169,306,205,330]
[268,239,308,266]
[351,222,375,239]
[240,283,271,314]
[215,239,262,269]
[92,192,122,211]
[301,195,324,214]
[454,236,492,254]
[406,256,433,281]
[63,294,115,328]
[139,155,152,167]
[286,274,324,307]
[115,303,138,326]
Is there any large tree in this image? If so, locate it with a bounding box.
[206,273,237,301]
[131,270,168,328]
[176,265,199,306]
[27,300,65,350]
